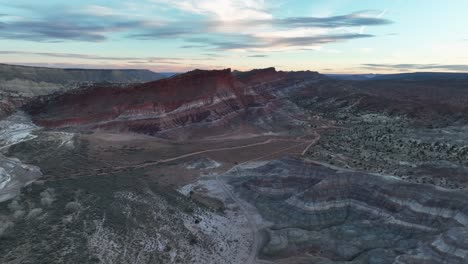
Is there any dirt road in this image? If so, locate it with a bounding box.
[215,172,259,264]
[49,135,312,181]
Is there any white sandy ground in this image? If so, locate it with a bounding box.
[0,111,38,151]
[185,158,222,170]
[179,172,272,264]
[0,112,78,202]
[0,112,42,202]
[47,131,76,149]
[84,183,261,264]
[0,155,42,202]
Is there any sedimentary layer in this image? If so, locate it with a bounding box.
[224,158,468,263]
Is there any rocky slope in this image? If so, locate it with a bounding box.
[224,157,468,263]
[0,154,42,203]
[0,63,164,96]
[0,64,165,120]
[0,92,29,119]
[25,68,322,138]
[295,78,468,126]
[0,112,42,202]
[292,77,468,192]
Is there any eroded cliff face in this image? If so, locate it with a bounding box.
[234,67,286,85]
[0,93,29,119]
[0,63,164,96]
[224,158,468,263]
[0,64,166,122]
[26,68,318,137]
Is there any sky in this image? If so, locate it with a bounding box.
[0,0,467,73]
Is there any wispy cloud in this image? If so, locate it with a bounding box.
[0,50,216,65]
[130,7,391,51]
[0,50,165,61]
[362,63,468,72]
[202,53,224,57]
[2,61,221,72]
[270,13,391,28]
[0,6,143,42]
[0,2,391,53]
[3,60,226,72]
[185,33,373,51]
[150,0,272,21]
[358,9,387,34]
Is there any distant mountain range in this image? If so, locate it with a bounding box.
[0,63,165,96]
[327,72,468,81]
[0,63,166,118]
[158,72,179,78]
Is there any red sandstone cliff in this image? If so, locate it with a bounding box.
[26,67,322,136]
[27,69,269,134]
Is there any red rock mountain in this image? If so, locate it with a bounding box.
[234,67,286,85]
[27,68,319,136]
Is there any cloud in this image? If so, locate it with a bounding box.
[362,63,468,72]
[0,2,392,52]
[150,0,272,21]
[128,12,391,40]
[129,28,197,39]
[202,53,224,57]
[248,55,268,58]
[180,44,210,49]
[0,8,144,42]
[0,22,106,42]
[186,33,374,51]
[4,61,228,72]
[0,50,154,61]
[0,50,216,65]
[270,13,391,28]
[126,8,390,51]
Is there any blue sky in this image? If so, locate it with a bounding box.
[0,0,467,73]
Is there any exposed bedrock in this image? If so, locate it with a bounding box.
[0,112,42,202]
[223,158,468,263]
[0,63,164,96]
[26,69,262,132]
[0,154,42,202]
[0,64,166,119]
[0,93,29,119]
[24,68,322,137]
